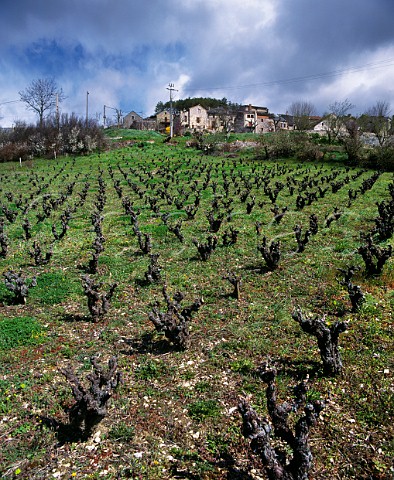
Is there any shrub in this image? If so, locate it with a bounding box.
[338,266,365,312]
[365,146,394,171]
[296,141,324,161]
[29,241,53,266]
[192,235,218,261]
[0,232,9,258]
[0,143,30,162]
[257,237,281,270]
[144,253,162,284]
[223,272,242,300]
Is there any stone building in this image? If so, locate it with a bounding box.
[123,111,144,129]
[180,104,209,131]
[234,104,273,133]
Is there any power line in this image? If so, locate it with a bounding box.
[0,99,20,106]
[183,57,394,93]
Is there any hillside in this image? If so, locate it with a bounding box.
[0,135,393,479]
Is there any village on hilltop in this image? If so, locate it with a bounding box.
[121,103,325,135]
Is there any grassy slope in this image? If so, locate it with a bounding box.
[0,131,393,479]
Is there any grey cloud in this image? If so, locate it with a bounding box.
[1,0,394,125]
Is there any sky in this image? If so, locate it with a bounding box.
[1,0,394,127]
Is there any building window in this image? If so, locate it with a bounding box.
[196,117,200,123]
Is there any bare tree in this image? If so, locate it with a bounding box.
[214,104,238,133]
[361,100,392,147]
[324,99,354,143]
[288,100,316,131]
[19,78,65,127]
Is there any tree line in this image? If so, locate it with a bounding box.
[155,96,239,113]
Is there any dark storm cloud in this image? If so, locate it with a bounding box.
[278,1,394,68]
[1,0,393,126]
[0,0,211,52]
[195,1,394,107]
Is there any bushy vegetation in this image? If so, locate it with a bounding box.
[0,114,106,162]
[0,131,392,479]
[254,129,394,171]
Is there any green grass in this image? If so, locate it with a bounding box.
[29,271,82,305]
[0,316,45,350]
[134,358,167,380]
[187,399,221,421]
[0,134,392,479]
[104,128,163,142]
[107,422,135,441]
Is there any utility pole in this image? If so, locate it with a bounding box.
[166,83,178,138]
[86,91,89,128]
[116,109,122,129]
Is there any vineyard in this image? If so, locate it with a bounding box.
[0,131,393,479]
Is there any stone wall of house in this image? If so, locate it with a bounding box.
[123,112,143,129]
[188,105,209,130]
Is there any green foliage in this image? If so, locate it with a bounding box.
[155,96,238,113]
[194,380,211,393]
[206,432,229,456]
[0,316,44,350]
[0,282,12,303]
[229,358,255,375]
[134,359,167,380]
[365,145,394,171]
[29,271,82,305]
[0,378,13,413]
[169,447,215,476]
[355,376,394,427]
[187,399,221,421]
[108,422,135,441]
[257,130,297,158]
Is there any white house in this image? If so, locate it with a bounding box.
[180,104,209,131]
